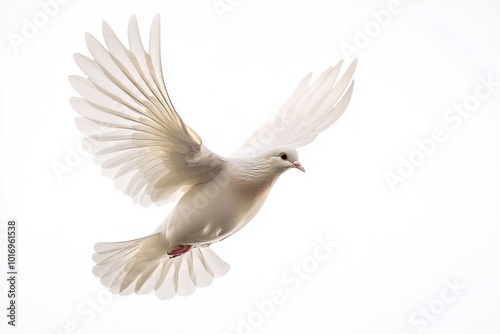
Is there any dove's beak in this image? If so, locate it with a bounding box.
[293,161,305,173]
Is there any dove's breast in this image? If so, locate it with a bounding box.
[162,164,275,246]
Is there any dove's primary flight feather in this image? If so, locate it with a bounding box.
[70,15,356,299]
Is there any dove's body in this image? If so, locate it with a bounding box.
[163,160,275,248]
[71,15,356,299]
[163,147,302,251]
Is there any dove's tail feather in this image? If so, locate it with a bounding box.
[92,233,230,299]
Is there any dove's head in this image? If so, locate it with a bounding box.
[263,147,305,174]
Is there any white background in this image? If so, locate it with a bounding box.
[1,0,499,333]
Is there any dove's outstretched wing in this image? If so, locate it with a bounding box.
[233,60,356,157]
[69,15,224,207]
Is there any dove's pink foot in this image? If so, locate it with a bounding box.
[167,244,192,258]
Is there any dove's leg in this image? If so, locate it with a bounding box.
[167,244,192,258]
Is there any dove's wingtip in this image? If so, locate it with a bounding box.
[349,58,358,68]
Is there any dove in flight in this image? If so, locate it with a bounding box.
[69,15,356,300]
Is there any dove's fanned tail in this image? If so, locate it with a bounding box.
[92,233,230,299]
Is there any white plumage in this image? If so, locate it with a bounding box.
[70,15,356,299]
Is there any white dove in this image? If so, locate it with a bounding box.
[69,15,356,300]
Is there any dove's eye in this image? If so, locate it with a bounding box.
[279,153,288,160]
